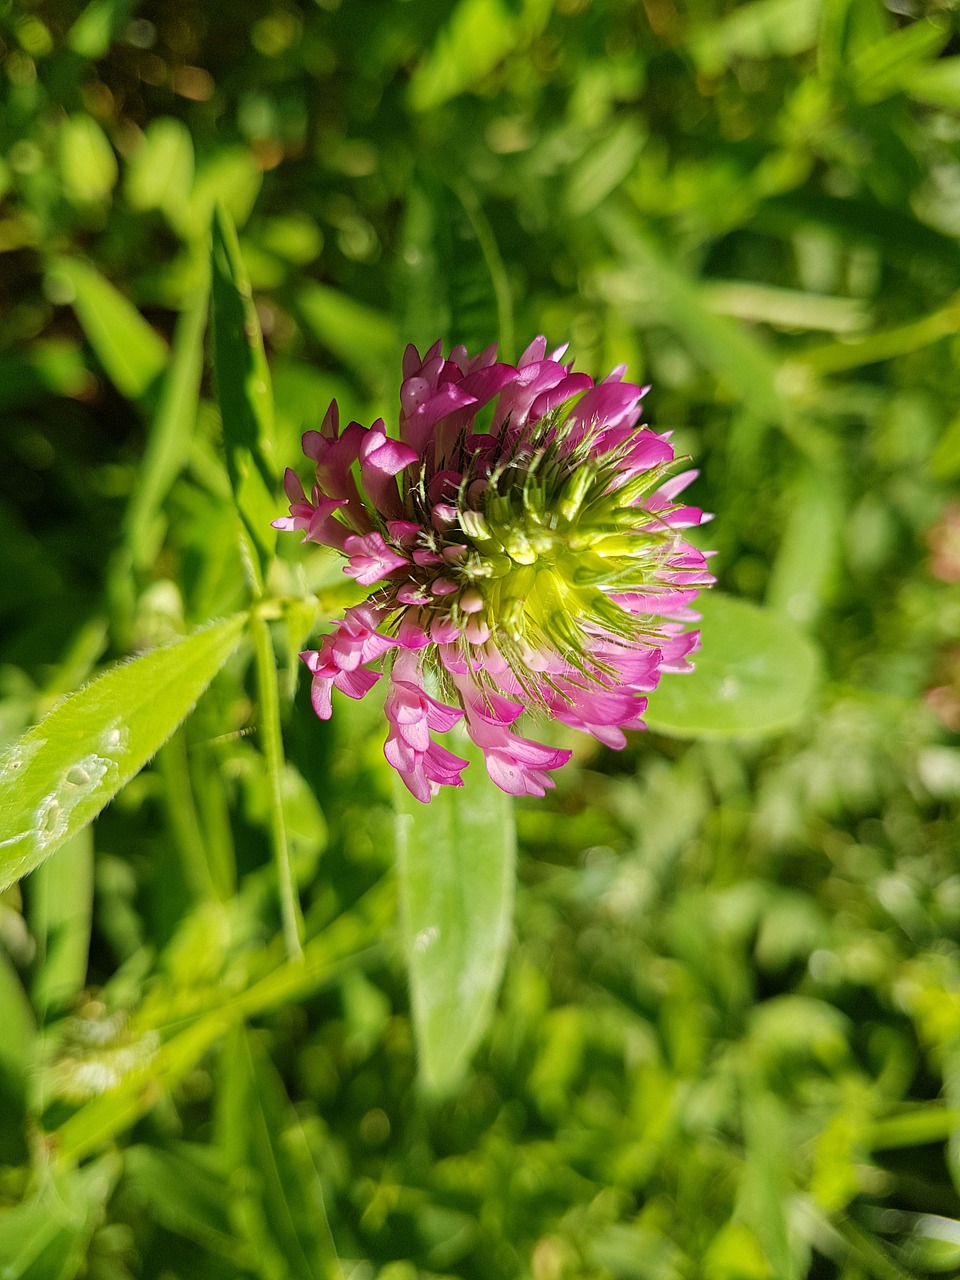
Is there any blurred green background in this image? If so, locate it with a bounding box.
[3,0,960,1276]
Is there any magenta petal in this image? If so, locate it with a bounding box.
[343,532,409,585]
[310,674,334,719]
[529,372,593,422]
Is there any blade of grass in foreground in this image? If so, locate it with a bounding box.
[210,204,278,591]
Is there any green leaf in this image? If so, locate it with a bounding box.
[125,117,195,222]
[408,0,553,111]
[58,115,118,206]
[565,120,646,217]
[223,1028,339,1276]
[123,287,208,572]
[0,341,89,412]
[28,826,94,1020]
[210,204,278,587]
[397,176,511,361]
[67,0,138,57]
[0,615,246,893]
[766,469,841,628]
[123,1144,247,1264]
[394,739,516,1095]
[643,593,821,739]
[297,280,398,381]
[850,17,949,103]
[178,147,262,241]
[907,54,960,110]
[49,258,167,401]
[690,0,821,75]
[0,951,35,1092]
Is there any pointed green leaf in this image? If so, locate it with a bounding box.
[297,280,397,380]
[124,286,209,571]
[59,115,118,206]
[0,950,35,1090]
[408,0,552,110]
[123,1144,246,1264]
[643,592,821,739]
[29,826,94,1020]
[125,117,195,222]
[210,204,278,585]
[67,0,138,57]
[395,740,516,1095]
[231,1029,339,1276]
[397,176,511,361]
[50,258,167,401]
[0,615,246,892]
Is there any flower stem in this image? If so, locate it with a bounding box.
[250,609,304,961]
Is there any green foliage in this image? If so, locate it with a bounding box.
[2,0,960,1276]
[0,616,245,890]
[395,739,516,1095]
[644,593,821,737]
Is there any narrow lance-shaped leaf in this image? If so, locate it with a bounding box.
[29,826,94,1021]
[124,286,209,572]
[395,738,516,1095]
[0,615,246,893]
[643,593,821,739]
[49,257,167,401]
[210,204,278,588]
[219,1028,339,1277]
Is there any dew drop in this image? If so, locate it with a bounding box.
[0,737,44,782]
[35,794,66,846]
[414,925,439,953]
[100,724,128,756]
[64,753,110,791]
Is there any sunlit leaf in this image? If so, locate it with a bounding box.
[907,53,960,109]
[67,0,138,57]
[210,204,278,585]
[395,739,516,1094]
[851,16,949,103]
[49,258,167,401]
[179,148,262,240]
[0,615,246,893]
[690,0,821,75]
[643,593,821,738]
[125,117,195,221]
[408,0,552,111]
[297,280,397,381]
[59,115,118,206]
[123,287,208,571]
[400,177,509,358]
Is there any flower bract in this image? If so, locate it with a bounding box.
[274,338,714,801]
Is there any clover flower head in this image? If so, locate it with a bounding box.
[274,337,715,801]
